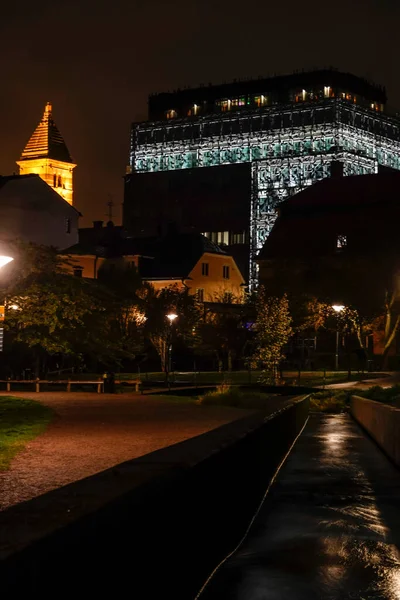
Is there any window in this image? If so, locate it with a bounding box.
[223,265,230,279]
[254,95,267,107]
[336,234,347,250]
[206,231,229,245]
[202,262,209,276]
[166,109,177,119]
[53,174,57,187]
[188,104,199,117]
[65,218,71,234]
[58,176,62,188]
[73,267,83,278]
[196,288,204,302]
[217,99,231,112]
[231,97,246,109]
[232,231,245,244]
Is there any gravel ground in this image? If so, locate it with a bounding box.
[0,391,259,511]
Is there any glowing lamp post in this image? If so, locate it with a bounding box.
[166,313,178,386]
[0,255,14,354]
[332,305,345,371]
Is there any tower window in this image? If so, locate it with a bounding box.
[58,176,62,188]
[66,218,71,234]
[53,174,57,187]
[202,262,209,276]
[223,265,230,279]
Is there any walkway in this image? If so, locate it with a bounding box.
[0,392,260,511]
[199,413,400,599]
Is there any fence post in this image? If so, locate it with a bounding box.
[35,378,40,393]
[6,378,10,392]
[97,378,102,394]
[67,378,71,393]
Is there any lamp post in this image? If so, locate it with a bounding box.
[166,313,178,387]
[332,304,345,371]
[0,255,14,354]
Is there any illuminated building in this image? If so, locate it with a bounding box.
[125,69,400,286]
[17,103,76,206]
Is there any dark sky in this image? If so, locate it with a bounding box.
[0,0,398,226]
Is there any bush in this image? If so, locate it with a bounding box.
[198,384,280,410]
[309,390,350,413]
[358,385,400,407]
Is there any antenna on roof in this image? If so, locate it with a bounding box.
[106,195,114,221]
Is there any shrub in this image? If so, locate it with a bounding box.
[198,384,280,409]
[309,390,349,413]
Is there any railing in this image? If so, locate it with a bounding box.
[0,378,142,393]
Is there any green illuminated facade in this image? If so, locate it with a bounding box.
[128,70,400,285]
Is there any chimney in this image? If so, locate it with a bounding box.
[93,221,103,229]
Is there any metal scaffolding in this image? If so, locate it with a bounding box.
[130,98,400,287]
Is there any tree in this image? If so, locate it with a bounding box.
[142,285,201,373]
[1,242,121,375]
[252,291,293,383]
[196,293,250,372]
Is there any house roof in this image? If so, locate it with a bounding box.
[136,232,226,279]
[258,172,400,260]
[0,174,80,215]
[63,230,228,278]
[19,103,74,164]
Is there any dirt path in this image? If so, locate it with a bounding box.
[0,392,259,511]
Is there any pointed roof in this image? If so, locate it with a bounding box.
[19,102,74,164]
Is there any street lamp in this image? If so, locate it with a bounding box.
[0,256,13,269]
[0,255,14,355]
[166,313,178,386]
[332,304,345,371]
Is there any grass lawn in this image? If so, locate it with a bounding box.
[0,396,53,471]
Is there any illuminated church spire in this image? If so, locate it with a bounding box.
[17,102,76,206]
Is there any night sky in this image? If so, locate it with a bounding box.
[0,0,398,226]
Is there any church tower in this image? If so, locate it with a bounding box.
[17,103,76,206]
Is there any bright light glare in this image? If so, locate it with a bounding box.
[0,256,13,269]
[332,304,345,313]
[10,305,19,310]
[166,313,178,322]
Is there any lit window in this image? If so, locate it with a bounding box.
[166,109,177,119]
[217,231,229,245]
[232,231,245,244]
[188,104,199,116]
[254,95,266,107]
[302,89,307,101]
[196,288,204,302]
[217,99,231,112]
[231,97,246,108]
[324,86,331,98]
[202,262,209,276]
[223,265,230,279]
[65,218,71,234]
[336,234,347,250]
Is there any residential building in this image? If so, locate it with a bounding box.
[0,174,79,249]
[63,225,245,301]
[257,171,400,359]
[17,103,76,206]
[125,69,400,286]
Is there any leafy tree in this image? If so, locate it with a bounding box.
[252,290,293,383]
[196,292,250,372]
[142,285,201,373]
[1,243,118,374]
